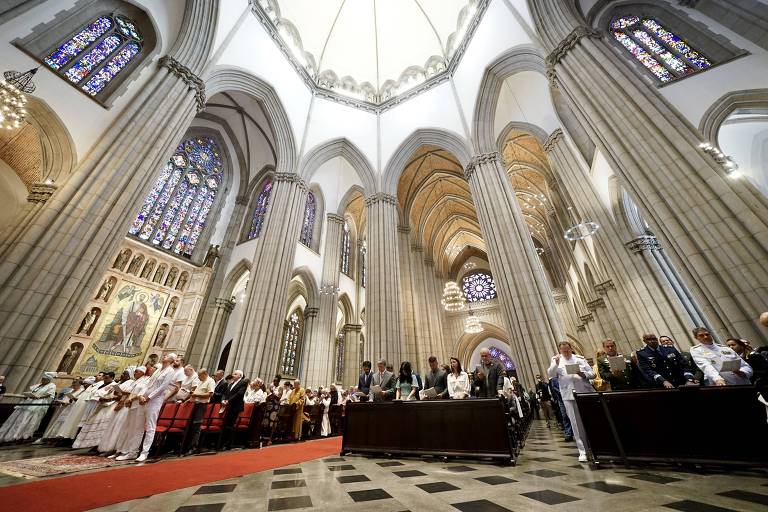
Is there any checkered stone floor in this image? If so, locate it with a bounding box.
[89,420,768,512]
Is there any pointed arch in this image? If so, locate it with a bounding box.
[381,128,473,195]
[699,88,768,143]
[222,258,252,299]
[453,322,511,368]
[291,265,319,307]
[298,138,377,193]
[25,97,77,181]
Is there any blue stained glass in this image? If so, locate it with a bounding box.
[115,14,142,41]
[248,180,273,239]
[641,19,711,69]
[335,335,345,382]
[44,17,113,70]
[610,15,639,30]
[65,35,123,83]
[280,311,302,376]
[299,192,316,247]
[82,41,140,95]
[130,136,223,256]
[340,221,350,275]
[488,347,515,370]
[462,271,497,302]
[632,29,693,75]
[613,31,672,82]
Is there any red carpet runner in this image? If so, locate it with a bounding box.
[0,437,342,512]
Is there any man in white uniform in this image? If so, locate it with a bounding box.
[547,341,595,462]
[689,327,752,386]
[116,353,179,462]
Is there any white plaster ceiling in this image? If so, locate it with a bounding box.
[253,0,482,104]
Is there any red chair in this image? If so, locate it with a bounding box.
[154,402,197,455]
[197,402,226,451]
[233,402,257,447]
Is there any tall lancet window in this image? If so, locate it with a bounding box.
[248,179,273,240]
[129,135,222,257]
[279,310,303,377]
[299,192,316,247]
[340,221,351,275]
[43,14,143,96]
[610,16,711,83]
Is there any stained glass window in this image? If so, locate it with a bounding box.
[129,136,223,257]
[340,221,351,275]
[335,332,345,382]
[43,14,143,97]
[299,192,316,247]
[610,15,711,83]
[462,271,497,302]
[248,179,273,240]
[279,311,303,377]
[360,240,367,288]
[489,346,515,371]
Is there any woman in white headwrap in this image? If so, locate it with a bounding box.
[110,366,151,459]
[0,372,57,443]
[98,366,141,454]
[43,378,86,439]
[72,372,120,449]
[51,375,102,440]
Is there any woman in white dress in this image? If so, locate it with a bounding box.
[43,379,85,439]
[98,366,141,454]
[244,378,266,403]
[72,372,119,448]
[110,368,151,458]
[320,389,331,437]
[447,357,470,399]
[0,372,57,443]
[51,375,101,439]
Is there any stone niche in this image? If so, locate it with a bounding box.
[57,238,212,377]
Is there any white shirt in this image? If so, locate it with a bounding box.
[690,342,753,386]
[547,354,595,400]
[145,366,178,401]
[447,371,470,399]
[244,387,266,403]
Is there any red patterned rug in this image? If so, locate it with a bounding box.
[0,453,125,478]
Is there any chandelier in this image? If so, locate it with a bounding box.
[441,281,465,311]
[320,284,340,295]
[464,311,483,334]
[563,206,599,241]
[1,68,36,130]
[462,261,476,270]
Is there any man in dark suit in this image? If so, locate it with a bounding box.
[424,356,448,399]
[636,334,697,388]
[472,348,504,398]
[222,370,248,448]
[357,361,373,401]
[371,359,396,401]
[211,370,228,403]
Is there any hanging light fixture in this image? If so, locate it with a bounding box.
[563,206,599,241]
[320,284,340,295]
[463,260,476,270]
[441,281,465,311]
[1,68,36,130]
[464,310,483,334]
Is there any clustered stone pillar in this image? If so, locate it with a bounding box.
[530,1,768,344]
[230,173,308,378]
[465,152,563,385]
[365,193,405,367]
[423,258,447,364]
[342,323,362,388]
[305,214,345,387]
[398,226,418,367]
[194,297,236,369]
[0,182,57,261]
[0,0,219,390]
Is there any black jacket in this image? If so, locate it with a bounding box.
[223,378,249,411]
[636,345,693,387]
[358,371,373,394]
[212,379,228,403]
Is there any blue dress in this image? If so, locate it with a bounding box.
[395,375,419,400]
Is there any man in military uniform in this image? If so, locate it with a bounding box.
[689,327,752,386]
[597,339,638,390]
[636,334,698,388]
[659,335,703,384]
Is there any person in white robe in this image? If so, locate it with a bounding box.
[98,366,141,454]
[244,378,266,403]
[72,372,119,449]
[48,375,101,439]
[175,365,199,402]
[0,372,57,443]
[42,379,85,439]
[110,367,151,458]
[320,389,331,437]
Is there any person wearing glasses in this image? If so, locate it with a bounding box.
[636,334,697,388]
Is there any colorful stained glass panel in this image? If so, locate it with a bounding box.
[632,29,693,75]
[248,180,273,240]
[641,18,711,69]
[299,192,316,247]
[44,17,113,70]
[462,272,497,302]
[115,14,142,41]
[489,346,515,370]
[65,34,123,83]
[610,16,639,30]
[612,31,672,82]
[82,41,140,95]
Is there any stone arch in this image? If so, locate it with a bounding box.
[239,166,276,242]
[337,184,365,216]
[338,292,355,325]
[471,45,548,154]
[222,258,252,299]
[298,138,377,194]
[205,66,297,173]
[25,97,77,182]
[453,322,511,368]
[699,88,768,143]
[290,265,319,308]
[381,128,473,195]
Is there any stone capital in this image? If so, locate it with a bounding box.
[397,225,411,234]
[576,324,587,332]
[625,235,661,253]
[594,280,615,295]
[543,129,564,153]
[423,257,434,266]
[27,182,57,204]
[326,213,345,225]
[553,290,568,304]
[274,172,308,191]
[344,323,363,333]
[579,312,594,323]
[215,297,236,312]
[411,243,423,253]
[545,26,602,86]
[464,151,501,180]
[159,55,206,111]
[304,307,320,318]
[364,192,397,207]
[586,297,606,311]
[235,195,249,206]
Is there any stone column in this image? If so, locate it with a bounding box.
[365,193,404,366]
[0,1,219,390]
[342,323,362,388]
[187,195,249,367]
[407,244,431,373]
[304,214,344,386]
[299,307,319,384]
[230,173,308,378]
[398,226,418,367]
[194,297,236,369]
[464,152,563,385]
[545,129,706,344]
[530,2,768,343]
[423,258,446,364]
[0,182,57,260]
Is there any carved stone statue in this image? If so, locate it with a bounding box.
[166,298,178,318]
[127,256,144,275]
[165,267,178,287]
[77,309,98,335]
[57,343,83,374]
[96,277,115,301]
[113,249,130,270]
[203,244,220,267]
[140,260,155,279]
[176,272,189,291]
[154,324,168,347]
